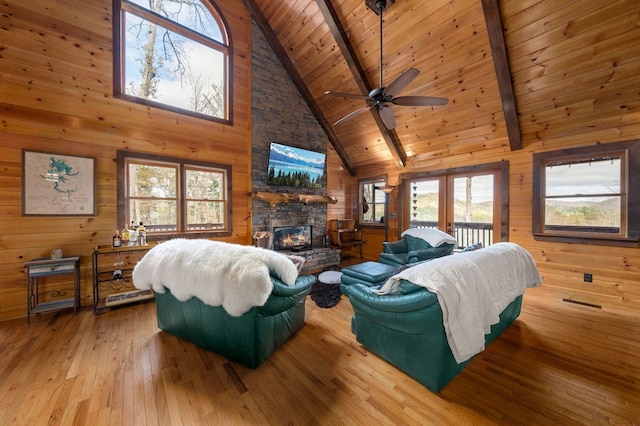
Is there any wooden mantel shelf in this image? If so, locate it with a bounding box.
[249,191,338,207]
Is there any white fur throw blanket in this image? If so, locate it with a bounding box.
[132,239,299,317]
[377,242,541,363]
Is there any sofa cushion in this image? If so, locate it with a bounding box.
[405,234,433,252]
[382,239,408,254]
[342,261,397,283]
[407,244,454,263]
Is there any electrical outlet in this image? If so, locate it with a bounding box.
[584,273,593,283]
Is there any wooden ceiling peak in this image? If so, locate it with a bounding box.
[246,0,534,172]
[317,0,407,168]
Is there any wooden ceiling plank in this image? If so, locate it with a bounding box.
[516,57,640,117]
[315,0,406,169]
[481,0,523,151]
[243,0,356,175]
[510,17,640,77]
[315,0,371,94]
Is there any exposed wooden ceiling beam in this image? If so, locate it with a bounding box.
[481,0,522,151]
[242,0,357,176]
[316,0,407,168]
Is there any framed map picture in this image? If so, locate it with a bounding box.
[22,150,96,216]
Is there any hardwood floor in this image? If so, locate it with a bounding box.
[1,274,639,425]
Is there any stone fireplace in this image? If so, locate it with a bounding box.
[273,224,312,251]
[250,19,340,271]
[251,208,340,272]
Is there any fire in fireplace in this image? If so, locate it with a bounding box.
[273,225,312,251]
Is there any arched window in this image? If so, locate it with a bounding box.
[114,0,231,122]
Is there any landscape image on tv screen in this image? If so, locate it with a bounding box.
[267,142,326,189]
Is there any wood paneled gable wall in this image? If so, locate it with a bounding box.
[243,0,356,175]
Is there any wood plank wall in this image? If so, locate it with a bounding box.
[326,143,353,221]
[352,1,640,313]
[0,0,252,320]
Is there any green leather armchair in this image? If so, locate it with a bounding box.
[342,280,523,392]
[379,234,454,267]
[154,273,316,368]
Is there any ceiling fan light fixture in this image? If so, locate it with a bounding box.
[326,0,448,130]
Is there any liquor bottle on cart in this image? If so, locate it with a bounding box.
[112,230,121,247]
[129,221,137,245]
[136,222,147,245]
[121,224,130,245]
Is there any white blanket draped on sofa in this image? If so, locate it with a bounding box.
[377,242,542,363]
[132,239,299,317]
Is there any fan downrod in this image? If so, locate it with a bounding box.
[325,0,448,130]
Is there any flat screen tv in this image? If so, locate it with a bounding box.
[267,142,326,189]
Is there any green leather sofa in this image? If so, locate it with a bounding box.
[154,273,316,368]
[342,280,523,392]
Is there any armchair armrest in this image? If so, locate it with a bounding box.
[270,275,316,297]
[382,239,408,254]
[260,275,315,315]
[344,281,443,334]
[342,282,438,313]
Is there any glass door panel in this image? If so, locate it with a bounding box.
[450,174,494,247]
[408,180,440,229]
[404,165,504,248]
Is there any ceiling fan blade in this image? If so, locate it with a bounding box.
[378,105,396,129]
[393,95,449,106]
[333,105,372,126]
[325,91,371,101]
[384,68,420,98]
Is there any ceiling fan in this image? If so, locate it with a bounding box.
[325,0,448,130]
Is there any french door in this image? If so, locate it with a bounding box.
[401,162,508,248]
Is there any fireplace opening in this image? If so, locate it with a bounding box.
[273,225,312,251]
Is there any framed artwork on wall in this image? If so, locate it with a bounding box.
[22,150,96,216]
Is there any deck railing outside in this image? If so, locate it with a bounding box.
[409,221,494,248]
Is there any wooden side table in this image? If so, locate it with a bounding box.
[328,219,363,258]
[25,256,81,324]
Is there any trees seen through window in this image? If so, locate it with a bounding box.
[117,151,231,238]
[114,0,230,121]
